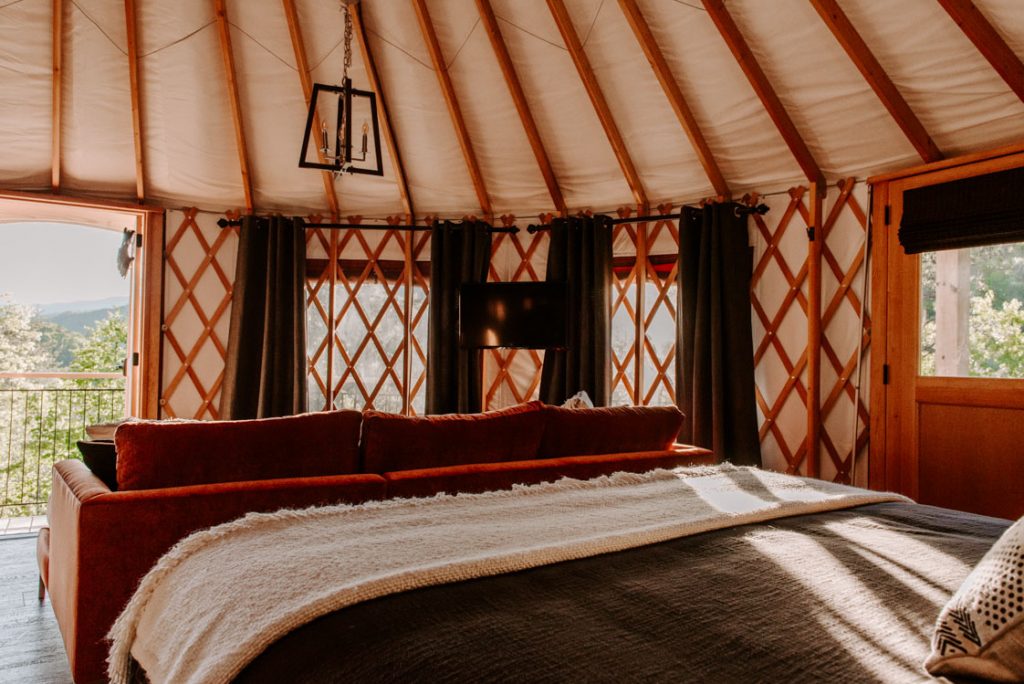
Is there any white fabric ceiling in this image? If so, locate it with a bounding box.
[1,0,1022,218]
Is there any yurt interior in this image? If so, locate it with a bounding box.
[1,0,1024,682]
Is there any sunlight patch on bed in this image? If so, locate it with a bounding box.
[746,529,927,681]
[681,468,833,514]
[821,519,970,592]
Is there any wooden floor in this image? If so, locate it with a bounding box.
[0,534,72,683]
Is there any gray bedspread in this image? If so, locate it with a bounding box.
[230,502,1007,684]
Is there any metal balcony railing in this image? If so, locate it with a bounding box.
[0,372,124,518]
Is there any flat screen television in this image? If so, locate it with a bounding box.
[459,282,567,349]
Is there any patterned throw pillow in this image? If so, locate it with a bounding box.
[925,515,1024,681]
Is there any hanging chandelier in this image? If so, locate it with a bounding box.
[298,0,383,176]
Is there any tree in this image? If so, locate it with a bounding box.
[70,310,128,377]
[921,286,1024,378]
[0,293,51,385]
[34,319,82,368]
[967,288,1024,377]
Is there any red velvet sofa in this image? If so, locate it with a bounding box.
[37,401,712,683]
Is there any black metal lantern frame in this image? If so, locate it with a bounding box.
[299,78,383,176]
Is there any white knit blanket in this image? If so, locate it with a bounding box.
[108,464,909,684]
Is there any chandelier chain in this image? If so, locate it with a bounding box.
[342,4,352,83]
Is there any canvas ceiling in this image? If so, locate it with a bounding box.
[0,0,1022,217]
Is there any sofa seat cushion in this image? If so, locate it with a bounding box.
[382,446,713,499]
[539,405,685,458]
[115,410,363,491]
[361,401,546,473]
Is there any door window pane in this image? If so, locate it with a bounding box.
[920,242,1024,377]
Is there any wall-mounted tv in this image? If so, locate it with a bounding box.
[459,282,567,349]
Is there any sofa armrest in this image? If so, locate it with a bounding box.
[668,443,715,461]
[46,467,386,684]
[52,459,111,504]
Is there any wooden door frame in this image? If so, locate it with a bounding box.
[867,142,1024,496]
[0,189,164,418]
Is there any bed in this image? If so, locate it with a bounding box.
[110,465,1013,684]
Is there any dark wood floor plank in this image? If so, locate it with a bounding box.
[0,536,72,682]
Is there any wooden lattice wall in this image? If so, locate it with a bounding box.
[481,209,681,411]
[160,183,870,483]
[305,217,430,415]
[160,208,238,420]
[750,180,870,483]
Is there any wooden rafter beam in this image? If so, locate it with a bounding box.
[617,0,729,198]
[213,0,254,212]
[476,0,567,215]
[352,3,415,220]
[809,0,942,163]
[51,0,62,191]
[546,0,647,207]
[936,0,1024,104]
[281,0,339,217]
[702,0,825,188]
[412,0,492,218]
[125,0,145,200]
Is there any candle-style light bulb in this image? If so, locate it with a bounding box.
[320,122,329,154]
[361,120,369,157]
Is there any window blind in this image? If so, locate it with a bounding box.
[898,166,1024,254]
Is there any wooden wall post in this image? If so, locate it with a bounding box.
[806,181,825,478]
[51,0,62,191]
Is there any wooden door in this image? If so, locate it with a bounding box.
[870,148,1024,521]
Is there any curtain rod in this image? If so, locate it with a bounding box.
[216,203,769,234]
[215,218,519,233]
[526,203,770,233]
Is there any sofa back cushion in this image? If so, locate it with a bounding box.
[361,401,547,473]
[538,405,685,458]
[115,410,363,491]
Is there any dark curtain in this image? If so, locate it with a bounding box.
[220,215,308,420]
[426,220,492,414]
[539,215,613,406]
[676,204,760,466]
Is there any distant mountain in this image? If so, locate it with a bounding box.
[39,303,128,335]
[36,296,128,316]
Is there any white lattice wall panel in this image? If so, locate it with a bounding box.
[305,217,430,415]
[611,207,680,408]
[483,215,549,411]
[160,208,238,419]
[750,182,870,483]
[819,180,870,485]
[157,196,871,481]
[481,209,681,411]
[750,189,812,475]
[610,215,640,406]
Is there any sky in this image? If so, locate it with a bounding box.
[0,222,128,306]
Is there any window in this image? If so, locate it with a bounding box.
[920,242,1024,378]
[305,227,430,415]
[0,220,134,518]
[610,218,679,407]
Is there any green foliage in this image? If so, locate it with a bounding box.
[0,294,51,384]
[69,309,128,384]
[967,288,1024,377]
[34,319,82,367]
[1,301,127,516]
[920,243,1024,379]
[970,243,1024,307]
[920,285,1024,378]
